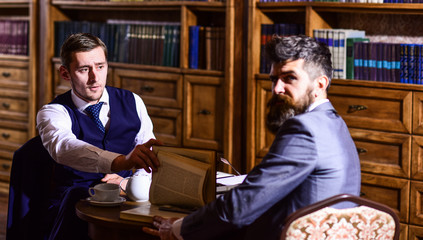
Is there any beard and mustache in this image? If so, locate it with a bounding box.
[266,89,314,134]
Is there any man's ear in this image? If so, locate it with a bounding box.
[59,65,71,82]
[314,75,329,98]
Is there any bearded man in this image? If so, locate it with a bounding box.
[144,35,361,240]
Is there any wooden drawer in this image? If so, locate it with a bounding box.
[350,128,411,178]
[183,75,224,151]
[0,158,11,182]
[329,85,412,133]
[147,106,182,147]
[0,96,28,122]
[0,127,28,145]
[361,173,409,223]
[113,69,182,108]
[412,92,423,135]
[256,80,275,158]
[0,65,28,91]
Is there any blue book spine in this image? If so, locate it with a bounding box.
[189,26,199,69]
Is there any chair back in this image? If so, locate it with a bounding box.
[280,194,400,240]
[6,136,54,240]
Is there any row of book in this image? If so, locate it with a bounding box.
[0,19,28,56]
[54,20,180,67]
[313,28,366,79]
[188,26,225,71]
[259,0,422,2]
[259,23,306,73]
[352,42,423,84]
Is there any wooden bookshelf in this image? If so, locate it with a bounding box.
[0,0,37,193]
[247,1,423,239]
[38,0,243,174]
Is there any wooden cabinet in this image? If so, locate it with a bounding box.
[40,0,243,172]
[0,1,37,193]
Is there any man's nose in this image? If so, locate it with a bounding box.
[88,68,97,81]
[273,79,285,94]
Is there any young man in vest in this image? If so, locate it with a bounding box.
[36,33,161,239]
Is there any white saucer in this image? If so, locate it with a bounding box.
[86,196,126,207]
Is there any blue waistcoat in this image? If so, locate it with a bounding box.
[50,86,140,193]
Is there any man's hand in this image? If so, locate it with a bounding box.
[111,138,162,173]
[101,174,123,185]
[142,216,180,240]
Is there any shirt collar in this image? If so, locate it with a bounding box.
[307,98,329,112]
[71,88,109,113]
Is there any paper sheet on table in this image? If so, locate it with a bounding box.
[216,175,247,186]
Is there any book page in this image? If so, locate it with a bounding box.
[149,150,210,208]
[152,146,216,204]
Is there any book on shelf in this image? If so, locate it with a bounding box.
[189,26,200,69]
[119,146,217,223]
[346,37,369,80]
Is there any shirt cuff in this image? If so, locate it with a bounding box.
[98,150,121,173]
[172,218,184,240]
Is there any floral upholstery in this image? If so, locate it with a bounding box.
[284,206,396,240]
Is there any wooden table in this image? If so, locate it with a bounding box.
[76,200,159,240]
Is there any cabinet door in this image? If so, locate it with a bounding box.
[147,106,182,147]
[350,128,411,179]
[256,80,274,158]
[329,85,412,133]
[184,75,224,150]
[361,173,409,223]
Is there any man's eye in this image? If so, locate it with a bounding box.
[79,68,89,72]
[98,65,104,70]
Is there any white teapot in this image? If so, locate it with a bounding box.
[120,172,151,202]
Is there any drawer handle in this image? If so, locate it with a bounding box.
[2,72,11,78]
[357,147,367,154]
[348,105,367,113]
[198,109,211,115]
[2,133,10,139]
[2,102,10,109]
[2,163,10,170]
[141,86,154,93]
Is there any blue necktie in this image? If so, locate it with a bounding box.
[85,102,105,133]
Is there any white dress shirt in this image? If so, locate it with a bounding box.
[36,88,155,173]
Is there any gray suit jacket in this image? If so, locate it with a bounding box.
[181,101,361,240]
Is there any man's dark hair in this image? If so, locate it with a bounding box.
[265,34,333,88]
[60,33,108,69]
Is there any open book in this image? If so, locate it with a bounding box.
[120,146,216,223]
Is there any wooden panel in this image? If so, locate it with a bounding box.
[147,106,181,147]
[408,224,423,240]
[412,92,423,135]
[255,80,275,158]
[411,136,423,180]
[360,173,409,223]
[408,181,423,226]
[329,85,412,133]
[0,158,11,182]
[183,75,224,150]
[114,69,182,109]
[350,128,411,178]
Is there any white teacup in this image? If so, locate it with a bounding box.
[88,183,120,202]
[120,173,151,202]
